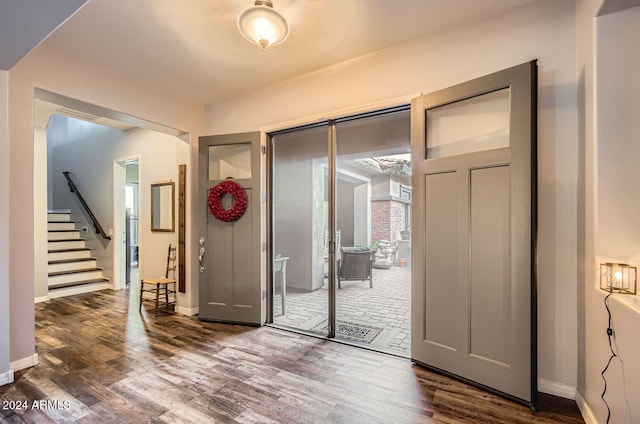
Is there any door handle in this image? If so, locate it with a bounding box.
[199,237,206,273]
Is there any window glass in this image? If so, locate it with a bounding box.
[208,143,251,180]
[426,88,510,158]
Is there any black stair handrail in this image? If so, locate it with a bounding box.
[62,171,111,240]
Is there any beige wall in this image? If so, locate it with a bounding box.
[0,70,12,384]
[8,42,203,364]
[206,0,579,396]
[575,1,601,421]
[33,127,48,301]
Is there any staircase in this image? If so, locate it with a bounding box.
[48,210,110,298]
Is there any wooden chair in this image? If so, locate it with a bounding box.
[337,247,373,289]
[139,244,177,313]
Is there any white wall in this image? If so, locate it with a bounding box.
[0,70,13,385]
[8,42,203,365]
[585,6,640,423]
[47,115,188,289]
[575,0,601,421]
[206,0,579,394]
[596,7,640,261]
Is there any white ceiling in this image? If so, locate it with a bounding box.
[38,0,542,106]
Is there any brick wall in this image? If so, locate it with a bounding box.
[371,199,406,246]
[371,200,390,243]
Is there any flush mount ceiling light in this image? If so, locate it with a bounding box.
[237,0,289,51]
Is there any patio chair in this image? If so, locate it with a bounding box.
[337,247,373,289]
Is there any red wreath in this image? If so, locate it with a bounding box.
[208,180,247,222]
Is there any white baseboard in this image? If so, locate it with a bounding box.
[175,305,199,316]
[10,354,38,372]
[34,295,50,304]
[575,390,598,424]
[538,378,576,399]
[0,369,14,386]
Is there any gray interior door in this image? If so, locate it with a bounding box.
[198,132,263,324]
[410,61,537,405]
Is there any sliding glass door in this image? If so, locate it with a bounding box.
[270,108,412,355]
[335,110,411,354]
[271,125,329,334]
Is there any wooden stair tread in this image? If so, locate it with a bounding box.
[48,257,96,265]
[48,247,91,253]
[48,278,109,290]
[48,230,79,233]
[48,238,86,243]
[48,220,76,224]
[49,267,103,277]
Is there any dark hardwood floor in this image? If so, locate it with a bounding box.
[1,288,584,423]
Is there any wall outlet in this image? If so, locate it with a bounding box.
[82,226,89,233]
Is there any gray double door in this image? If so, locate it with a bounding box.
[198,61,537,405]
[411,61,537,405]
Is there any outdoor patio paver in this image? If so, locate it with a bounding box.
[273,265,411,356]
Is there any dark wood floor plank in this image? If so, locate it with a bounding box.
[0,287,584,423]
[49,374,100,409]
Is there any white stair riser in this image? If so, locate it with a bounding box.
[48,222,76,231]
[48,250,91,261]
[48,240,86,250]
[48,282,111,299]
[47,213,71,222]
[48,231,80,241]
[48,270,104,286]
[48,260,97,273]
[45,210,107,298]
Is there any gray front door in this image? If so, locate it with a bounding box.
[411,61,537,405]
[198,132,263,324]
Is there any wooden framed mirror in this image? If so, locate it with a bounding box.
[151,181,175,232]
